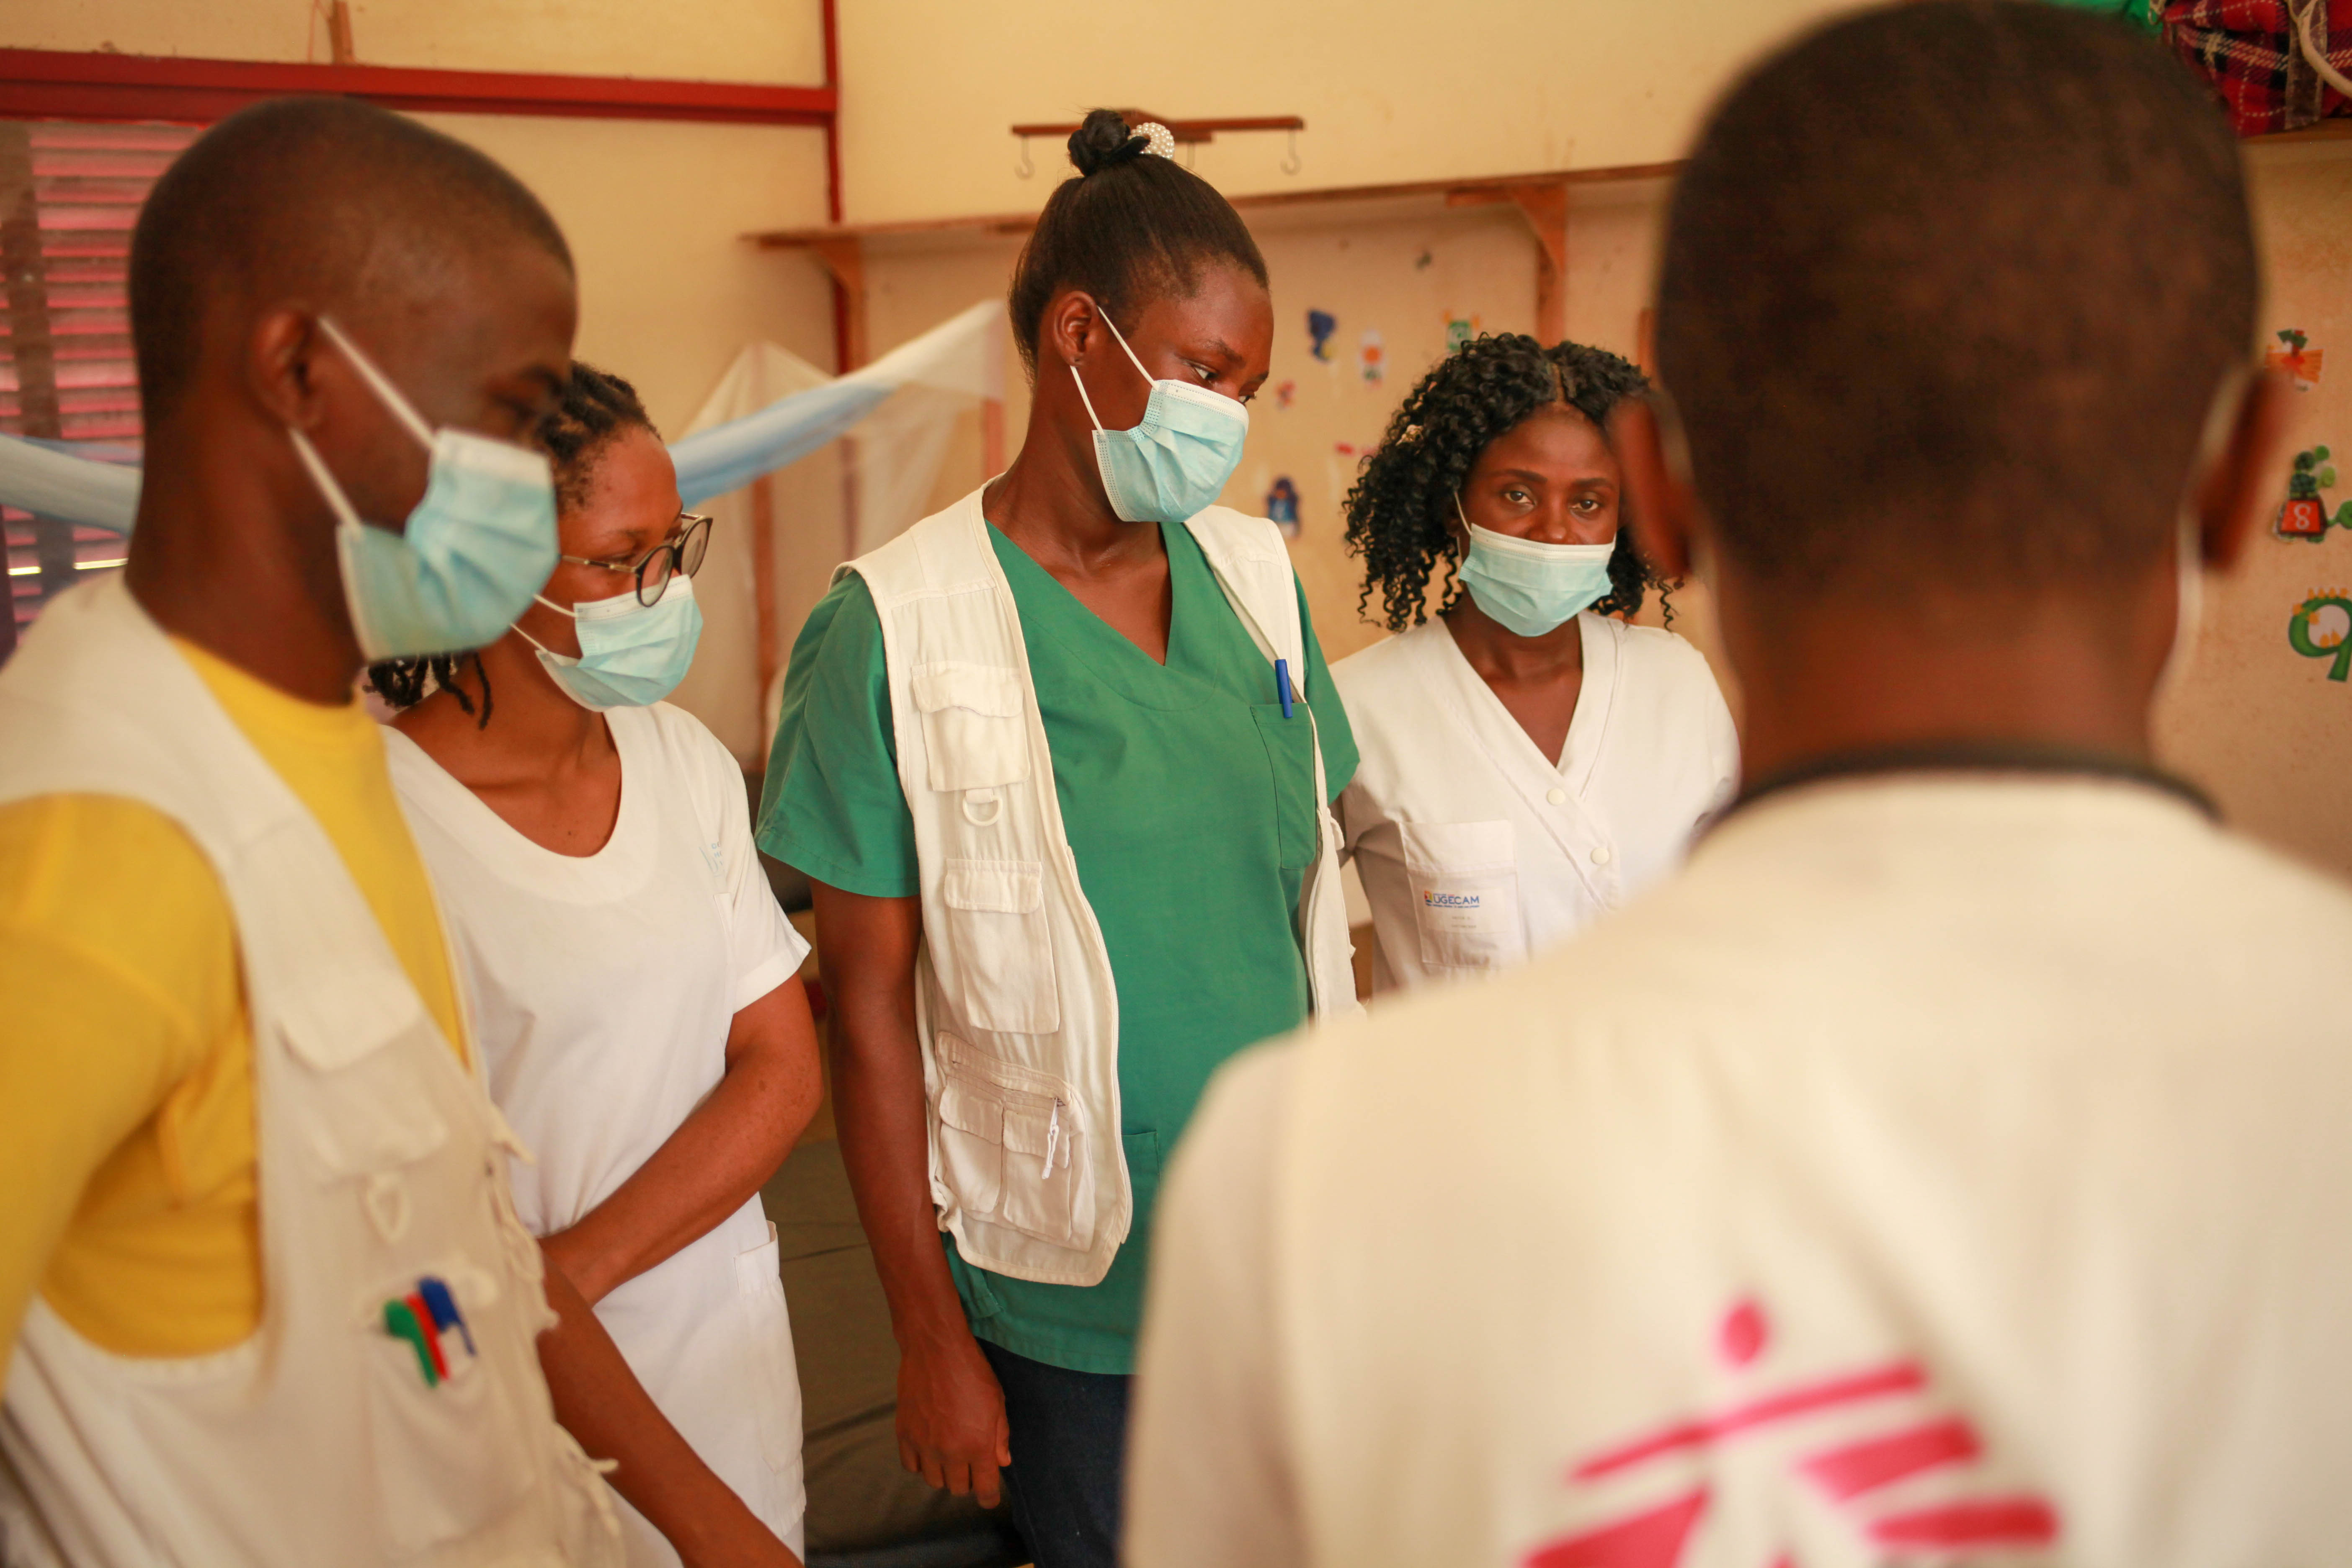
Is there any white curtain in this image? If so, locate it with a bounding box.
[670,300,1009,762]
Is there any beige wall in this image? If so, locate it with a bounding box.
[409,113,836,436]
[834,0,1865,224]
[2156,139,2352,882]
[1211,199,1539,665]
[6,0,822,81]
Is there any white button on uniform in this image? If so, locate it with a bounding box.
[1591,844,1614,866]
[1546,787,1568,806]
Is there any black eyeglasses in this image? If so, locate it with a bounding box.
[560,513,712,606]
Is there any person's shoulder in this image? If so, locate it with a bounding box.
[1168,1038,1303,1192]
[636,703,754,809]
[1335,620,1433,668]
[786,571,887,680]
[0,792,218,885]
[1332,619,1434,690]
[376,718,475,828]
[1181,507,1295,573]
[851,489,995,594]
[1287,948,1637,1130]
[638,700,738,769]
[1189,504,1284,540]
[1607,616,1730,707]
[809,568,883,632]
[2196,822,2352,931]
[0,792,235,992]
[1610,615,1713,674]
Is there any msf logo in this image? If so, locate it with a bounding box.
[1522,1301,2059,1567]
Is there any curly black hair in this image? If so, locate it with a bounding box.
[366,362,657,725]
[1343,333,1668,634]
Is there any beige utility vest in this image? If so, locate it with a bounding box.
[0,578,621,1568]
[851,491,1359,1287]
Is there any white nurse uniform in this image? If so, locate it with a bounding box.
[387,702,810,1565]
[1333,611,1737,990]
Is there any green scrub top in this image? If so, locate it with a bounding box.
[758,518,1357,1374]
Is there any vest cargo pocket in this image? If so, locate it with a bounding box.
[1400,819,1527,972]
[937,1078,1006,1216]
[934,1037,1087,1250]
[911,662,1028,794]
[936,857,1060,1034]
[360,1268,535,1558]
[998,1094,1081,1246]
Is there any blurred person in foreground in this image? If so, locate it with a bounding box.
[1127,5,2352,1565]
[0,98,790,1567]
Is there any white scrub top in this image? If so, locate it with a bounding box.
[386,702,810,1565]
[1333,612,1736,989]
[1131,771,2352,1567]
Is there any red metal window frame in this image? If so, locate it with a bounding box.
[0,48,835,127]
[0,0,851,365]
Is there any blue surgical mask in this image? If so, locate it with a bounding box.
[1070,312,1249,524]
[517,575,703,712]
[1455,495,1616,637]
[288,317,559,662]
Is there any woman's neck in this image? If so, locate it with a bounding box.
[395,634,613,784]
[981,407,1163,577]
[1442,597,1585,686]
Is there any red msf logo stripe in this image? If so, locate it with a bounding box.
[1572,1363,1926,1482]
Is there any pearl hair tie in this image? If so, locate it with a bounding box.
[1136,121,1177,160]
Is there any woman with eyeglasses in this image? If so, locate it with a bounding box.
[370,364,823,1568]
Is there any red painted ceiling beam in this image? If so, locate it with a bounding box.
[0,48,835,126]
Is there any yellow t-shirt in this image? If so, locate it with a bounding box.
[0,637,467,1357]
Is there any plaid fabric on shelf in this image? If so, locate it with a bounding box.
[2167,0,2352,136]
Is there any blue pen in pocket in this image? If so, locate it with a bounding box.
[417,1275,476,1358]
[1274,658,1294,719]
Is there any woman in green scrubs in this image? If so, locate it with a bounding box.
[757,112,1354,1568]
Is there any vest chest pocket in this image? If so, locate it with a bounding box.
[1400,819,1527,972]
[934,857,1060,1034]
[911,662,1029,794]
[278,985,460,1248]
[934,1037,1088,1251]
[358,1264,536,1558]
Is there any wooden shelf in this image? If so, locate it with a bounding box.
[744,160,1684,250]
[2249,116,2352,147]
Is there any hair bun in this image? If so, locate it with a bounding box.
[1068,108,1149,177]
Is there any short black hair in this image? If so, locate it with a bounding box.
[367,361,649,725]
[1344,334,1664,633]
[1656,0,2255,595]
[131,95,572,423]
[1006,110,1269,371]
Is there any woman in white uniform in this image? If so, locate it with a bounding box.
[1335,335,1738,989]
[369,366,823,1566]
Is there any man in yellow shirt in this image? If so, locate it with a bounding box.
[0,98,794,1567]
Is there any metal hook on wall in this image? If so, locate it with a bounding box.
[1281,126,1302,176]
[1016,136,1034,179]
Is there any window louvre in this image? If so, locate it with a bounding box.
[2,119,197,662]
